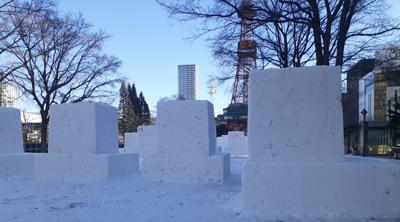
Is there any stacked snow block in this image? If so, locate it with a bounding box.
[123,125,158,156]
[35,103,138,180]
[0,108,35,177]
[216,135,229,153]
[144,100,230,183]
[223,131,247,156]
[136,125,158,156]
[242,66,400,220]
[216,136,224,153]
[123,132,138,153]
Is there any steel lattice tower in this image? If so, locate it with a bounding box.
[231,0,257,104]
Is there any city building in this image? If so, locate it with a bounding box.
[223,103,248,131]
[178,64,200,100]
[342,44,400,156]
[0,82,19,108]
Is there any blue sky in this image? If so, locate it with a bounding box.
[58,0,230,115]
[58,0,400,116]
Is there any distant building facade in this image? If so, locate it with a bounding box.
[223,103,248,131]
[342,46,400,155]
[358,71,400,122]
[178,64,200,100]
[343,59,375,129]
[0,82,19,108]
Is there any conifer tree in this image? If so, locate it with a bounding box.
[118,82,137,139]
[129,83,141,117]
[138,91,151,124]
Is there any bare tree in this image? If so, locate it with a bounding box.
[157,0,400,75]
[2,6,121,152]
[0,0,22,83]
[0,0,53,83]
[278,0,399,66]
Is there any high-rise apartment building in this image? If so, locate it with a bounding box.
[0,82,19,108]
[178,64,200,100]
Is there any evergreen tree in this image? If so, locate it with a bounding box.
[129,83,141,117]
[127,83,132,101]
[118,82,137,140]
[138,91,151,124]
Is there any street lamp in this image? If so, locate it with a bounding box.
[361,108,368,156]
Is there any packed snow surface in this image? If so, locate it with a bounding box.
[1,157,397,222]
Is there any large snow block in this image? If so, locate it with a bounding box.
[137,125,158,149]
[128,125,158,157]
[216,137,223,153]
[143,153,230,183]
[157,100,216,156]
[242,157,400,219]
[224,131,247,156]
[0,108,36,177]
[0,154,35,177]
[144,100,229,183]
[38,102,138,181]
[49,103,118,154]
[35,153,138,181]
[248,67,344,162]
[243,66,399,220]
[124,132,138,153]
[217,135,229,154]
[0,107,23,154]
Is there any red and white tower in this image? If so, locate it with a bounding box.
[231,0,257,104]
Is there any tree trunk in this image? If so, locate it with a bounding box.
[40,111,49,153]
[308,1,324,65]
[335,0,352,66]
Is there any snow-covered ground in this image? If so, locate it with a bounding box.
[0,157,398,222]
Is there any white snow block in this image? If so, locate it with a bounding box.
[222,135,228,151]
[243,66,400,220]
[216,137,223,153]
[248,66,344,162]
[143,153,230,183]
[35,153,138,181]
[49,103,118,154]
[0,107,23,154]
[124,132,138,153]
[137,125,157,148]
[36,102,138,180]
[157,100,216,156]
[224,131,247,156]
[242,157,400,219]
[0,154,36,177]
[0,107,35,177]
[216,135,228,153]
[136,125,158,156]
[144,100,229,183]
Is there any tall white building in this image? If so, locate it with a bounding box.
[0,82,19,108]
[178,64,200,100]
